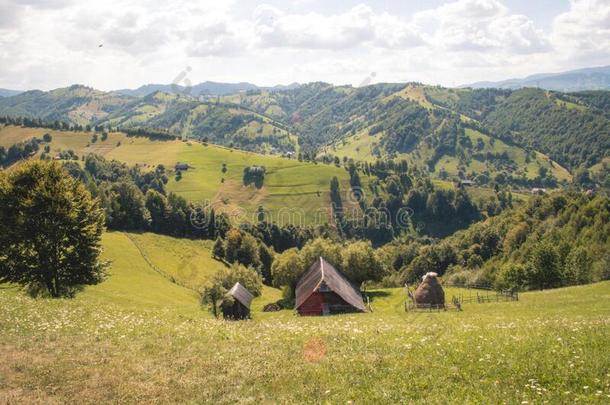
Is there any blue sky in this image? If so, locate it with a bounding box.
[0,0,607,90]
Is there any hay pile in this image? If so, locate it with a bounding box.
[415,272,445,307]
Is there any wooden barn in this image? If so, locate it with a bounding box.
[222,282,254,320]
[295,257,366,316]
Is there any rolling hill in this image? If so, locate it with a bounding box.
[0,86,296,153]
[98,91,296,153]
[1,81,608,186]
[116,81,258,97]
[227,83,577,187]
[0,125,357,224]
[0,85,132,126]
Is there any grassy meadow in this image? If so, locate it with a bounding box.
[1,231,609,403]
[0,125,357,224]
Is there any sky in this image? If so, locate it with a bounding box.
[0,0,609,91]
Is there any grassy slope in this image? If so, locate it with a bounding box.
[85,232,201,311]
[98,92,296,152]
[590,156,610,175]
[0,231,609,403]
[331,122,572,185]
[0,125,354,224]
[111,138,355,224]
[0,126,127,160]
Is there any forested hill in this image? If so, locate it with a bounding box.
[227,84,609,173]
[392,191,610,291]
[0,86,296,154]
[0,85,132,126]
[0,83,608,174]
[480,89,610,169]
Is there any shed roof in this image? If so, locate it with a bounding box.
[295,257,366,312]
[227,282,254,308]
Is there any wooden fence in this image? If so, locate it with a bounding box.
[404,283,518,312]
[447,284,519,304]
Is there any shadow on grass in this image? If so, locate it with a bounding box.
[364,290,391,303]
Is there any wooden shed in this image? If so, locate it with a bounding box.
[222,282,254,320]
[295,257,366,316]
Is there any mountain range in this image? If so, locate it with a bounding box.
[115,81,301,97]
[463,65,610,92]
[1,80,608,189]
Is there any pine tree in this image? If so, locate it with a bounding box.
[212,237,225,260]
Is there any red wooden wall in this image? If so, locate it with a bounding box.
[298,292,323,316]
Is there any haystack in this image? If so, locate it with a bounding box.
[414,272,445,307]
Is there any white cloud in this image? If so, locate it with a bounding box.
[0,0,72,28]
[253,4,423,50]
[414,0,548,54]
[551,0,610,61]
[0,0,608,90]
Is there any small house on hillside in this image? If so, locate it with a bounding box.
[532,187,547,195]
[222,282,254,320]
[296,257,366,316]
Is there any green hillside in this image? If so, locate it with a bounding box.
[0,230,608,403]
[330,124,571,185]
[481,88,610,169]
[0,85,132,126]
[228,83,597,187]
[1,83,608,179]
[0,125,356,224]
[98,92,296,153]
[2,82,609,191]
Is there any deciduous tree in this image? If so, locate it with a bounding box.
[0,161,107,297]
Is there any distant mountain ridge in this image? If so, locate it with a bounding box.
[116,81,301,97]
[0,88,22,98]
[462,65,610,92]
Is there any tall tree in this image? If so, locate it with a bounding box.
[212,237,225,260]
[0,161,107,297]
[528,241,561,290]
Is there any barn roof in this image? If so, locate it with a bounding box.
[227,282,254,309]
[295,257,366,312]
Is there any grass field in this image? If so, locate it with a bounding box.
[0,125,356,224]
[0,231,609,403]
[0,125,127,161]
[163,141,356,224]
